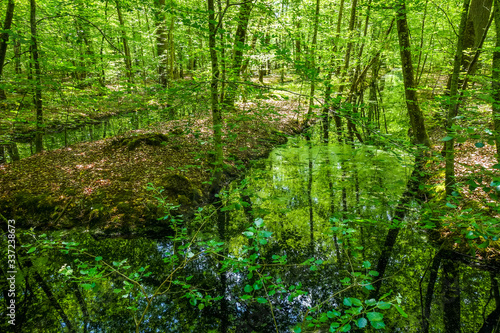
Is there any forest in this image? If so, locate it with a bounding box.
[0,0,499,332]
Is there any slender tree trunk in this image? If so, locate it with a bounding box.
[306,0,321,124]
[0,0,15,100]
[395,0,431,147]
[155,0,168,87]
[493,0,500,163]
[222,0,253,110]
[445,0,471,196]
[115,0,133,83]
[208,0,223,189]
[30,0,43,153]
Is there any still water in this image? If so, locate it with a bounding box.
[3,135,497,332]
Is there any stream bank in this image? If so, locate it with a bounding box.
[0,102,306,238]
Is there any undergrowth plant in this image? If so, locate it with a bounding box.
[22,184,408,332]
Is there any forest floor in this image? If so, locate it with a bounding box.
[424,106,500,260]
[0,98,309,237]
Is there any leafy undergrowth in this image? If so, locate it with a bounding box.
[0,101,306,238]
[424,139,500,260]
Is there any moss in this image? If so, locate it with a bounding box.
[162,174,201,203]
[111,133,169,151]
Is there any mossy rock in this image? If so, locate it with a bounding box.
[111,133,169,151]
[162,174,201,203]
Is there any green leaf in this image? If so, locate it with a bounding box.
[356,318,368,328]
[367,312,384,322]
[441,136,454,141]
[198,303,204,310]
[95,256,103,261]
[315,259,324,265]
[349,298,363,306]
[394,304,408,318]
[477,240,490,249]
[475,142,485,148]
[254,218,264,227]
[340,323,351,332]
[113,289,122,293]
[241,295,252,300]
[492,164,500,170]
[261,231,273,238]
[343,298,352,306]
[369,270,379,276]
[242,231,254,237]
[244,285,253,293]
[327,310,341,318]
[256,297,267,304]
[27,247,36,254]
[82,283,95,290]
[365,298,377,306]
[293,326,302,333]
[377,301,391,310]
[371,321,386,329]
[446,202,457,209]
[362,261,371,268]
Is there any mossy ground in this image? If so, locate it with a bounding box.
[0,100,307,237]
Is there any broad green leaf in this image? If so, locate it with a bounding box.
[475,142,485,148]
[367,311,384,322]
[371,321,386,329]
[95,256,103,261]
[356,318,368,328]
[343,298,352,306]
[244,284,253,292]
[27,247,36,254]
[198,303,204,310]
[256,297,267,304]
[441,136,454,141]
[340,323,351,332]
[446,202,457,209]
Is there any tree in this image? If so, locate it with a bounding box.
[30,0,43,153]
[395,0,431,148]
[0,0,15,100]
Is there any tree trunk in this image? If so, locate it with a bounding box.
[222,0,253,110]
[493,0,500,163]
[155,0,168,87]
[0,0,15,100]
[395,0,431,147]
[306,0,320,125]
[208,0,223,189]
[445,0,471,196]
[115,0,133,83]
[30,0,43,153]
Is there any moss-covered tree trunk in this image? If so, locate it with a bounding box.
[30,0,43,153]
[208,0,223,187]
[445,0,471,196]
[222,0,253,110]
[0,0,15,100]
[395,0,431,148]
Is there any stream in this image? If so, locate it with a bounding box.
[9,132,499,332]
[6,108,173,160]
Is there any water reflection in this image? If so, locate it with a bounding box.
[3,136,499,332]
[8,108,173,160]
